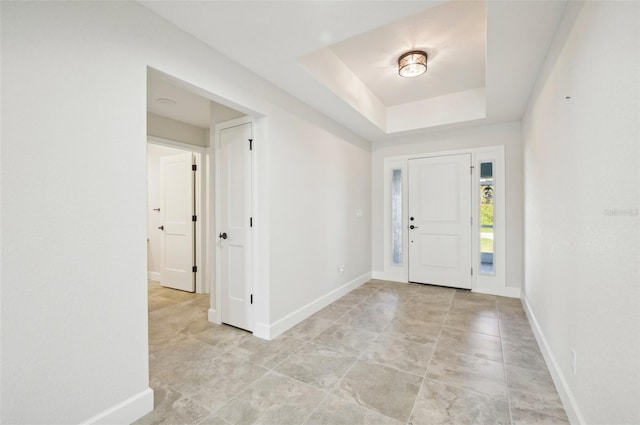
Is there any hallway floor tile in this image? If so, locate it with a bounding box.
[135,280,569,425]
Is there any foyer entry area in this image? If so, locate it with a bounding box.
[137,280,567,425]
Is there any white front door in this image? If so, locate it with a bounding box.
[219,121,252,331]
[408,154,472,289]
[159,152,195,292]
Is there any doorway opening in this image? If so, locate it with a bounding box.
[146,67,257,343]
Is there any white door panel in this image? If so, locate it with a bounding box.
[420,234,460,269]
[219,122,252,331]
[160,152,195,292]
[419,163,459,222]
[408,154,471,289]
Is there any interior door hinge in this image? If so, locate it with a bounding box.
[471,267,473,276]
[192,215,197,222]
[470,165,474,175]
[470,217,473,226]
[192,164,197,171]
[192,265,198,273]
[250,294,253,304]
[250,217,253,227]
[249,138,253,151]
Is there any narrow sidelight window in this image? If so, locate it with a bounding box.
[480,162,495,274]
[391,169,403,265]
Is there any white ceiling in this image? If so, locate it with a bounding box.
[141,0,568,142]
[147,69,245,129]
[147,71,211,128]
[327,1,486,106]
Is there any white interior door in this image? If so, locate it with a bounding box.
[408,154,472,289]
[219,122,252,331]
[160,152,195,292]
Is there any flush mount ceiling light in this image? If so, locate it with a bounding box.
[398,50,428,78]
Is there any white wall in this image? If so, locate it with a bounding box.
[268,108,372,328]
[522,2,639,424]
[371,122,524,290]
[1,2,371,423]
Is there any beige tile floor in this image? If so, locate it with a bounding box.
[135,280,568,425]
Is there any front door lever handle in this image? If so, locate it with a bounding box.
[158,225,164,230]
[219,232,228,240]
[409,225,418,230]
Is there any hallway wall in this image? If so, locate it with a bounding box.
[522,2,640,423]
[267,108,372,333]
[0,2,370,423]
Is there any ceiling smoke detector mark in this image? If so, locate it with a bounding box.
[319,29,333,45]
[156,97,177,106]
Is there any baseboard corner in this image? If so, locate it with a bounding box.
[207,308,221,324]
[81,387,153,425]
[264,272,371,339]
[252,322,271,340]
[371,270,385,280]
[371,270,406,283]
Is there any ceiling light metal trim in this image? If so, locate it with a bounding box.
[398,50,428,78]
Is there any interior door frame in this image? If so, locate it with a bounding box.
[378,145,508,296]
[147,136,208,294]
[211,116,255,328]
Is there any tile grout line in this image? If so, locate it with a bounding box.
[146,281,568,425]
[322,322,404,424]
[216,302,367,425]
[200,364,271,420]
[498,306,516,425]
[298,284,418,424]
[497,304,572,421]
[404,292,449,425]
[298,391,331,425]
[156,378,215,424]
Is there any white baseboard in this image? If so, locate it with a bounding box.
[252,322,271,340]
[371,270,406,283]
[474,285,521,298]
[522,297,584,425]
[260,272,372,340]
[147,271,160,282]
[373,271,521,299]
[81,388,153,425]
[208,308,221,325]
